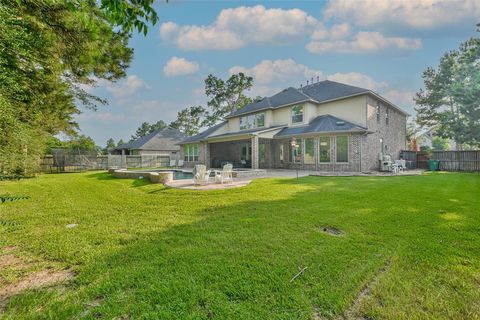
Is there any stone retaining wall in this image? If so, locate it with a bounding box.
[111,169,173,184]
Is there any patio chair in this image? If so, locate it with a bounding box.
[215,163,233,184]
[194,164,211,185]
[169,159,177,167]
[395,159,406,171]
[177,159,184,168]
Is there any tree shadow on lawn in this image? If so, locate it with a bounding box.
[3,175,479,319]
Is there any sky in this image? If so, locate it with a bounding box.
[76,0,480,146]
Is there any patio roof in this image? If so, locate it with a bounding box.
[274,115,368,138]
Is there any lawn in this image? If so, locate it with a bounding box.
[0,172,479,319]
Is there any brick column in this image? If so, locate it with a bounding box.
[251,135,259,169]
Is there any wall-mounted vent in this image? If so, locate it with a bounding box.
[336,121,345,126]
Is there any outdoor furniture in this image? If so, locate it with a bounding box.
[215,164,233,184]
[177,159,184,167]
[169,159,177,167]
[395,159,407,171]
[194,164,211,185]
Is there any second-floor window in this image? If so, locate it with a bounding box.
[385,108,389,125]
[239,112,265,130]
[291,105,304,124]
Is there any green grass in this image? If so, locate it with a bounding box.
[0,172,479,319]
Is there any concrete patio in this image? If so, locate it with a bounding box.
[164,169,425,190]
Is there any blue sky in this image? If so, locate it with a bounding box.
[76,0,479,146]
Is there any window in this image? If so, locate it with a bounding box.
[376,103,381,123]
[319,137,331,163]
[336,136,349,163]
[279,144,284,163]
[239,112,265,130]
[385,107,389,125]
[291,105,304,124]
[183,144,199,162]
[304,138,315,164]
[256,113,265,127]
[259,143,266,162]
[291,139,302,163]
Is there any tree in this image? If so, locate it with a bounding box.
[131,122,152,140]
[204,73,254,126]
[117,139,126,147]
[415,23,480,149]
[0,1,134,174]
[104,138,116,153]
[150,120,167,132]
[170,106,207,136]
[99,0,159,35]
[171,73,254,135]
[130,120,167,140]
[432,137,450,151]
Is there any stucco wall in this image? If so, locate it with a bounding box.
[362,96,407,171]
[316,95,367,127]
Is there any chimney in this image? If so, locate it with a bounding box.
[300,84,303,88]
[317,76,319,83]
[311,77,314,84]
[307,80,309,85]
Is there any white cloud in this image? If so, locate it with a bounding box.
[324,0,480,29]
[327,72,387,90]
[163,57,200,76]
[228,59,413,113]
[159,5,320,50]
[105,75,149,98]
[229,59,322,85]
[307,31,421,54]
[160,5,422,54]
[383,89,415,110]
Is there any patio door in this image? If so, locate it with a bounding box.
[240,142,252,167]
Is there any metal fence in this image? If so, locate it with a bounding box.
[40,153,171,173]
[401,150,480,172]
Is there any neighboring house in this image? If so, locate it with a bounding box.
[416,128,454,150]
[179,80,408,172]
[111,127,187,158]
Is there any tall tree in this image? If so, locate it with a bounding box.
[0,1,134,174]
[414,23,480,149]
[171,73,254,135]
[131,122,152,140]
[104,138,116,153]
[204,73,254,125]
[117,139,126,147]
[150,120,167,132]
[170,106,207,136]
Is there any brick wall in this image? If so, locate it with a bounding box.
[362,96,407,172]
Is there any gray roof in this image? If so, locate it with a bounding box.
[230,87,311,117]
[228,80,373,118]
[274,115,367,137]
[114,127,187,151]
[301,80,369,102]
[178,121,227,144]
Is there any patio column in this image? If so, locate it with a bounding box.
[251,135,259,169]
[204,142,210,168]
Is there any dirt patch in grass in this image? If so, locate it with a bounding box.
[0,254,28,269]
[340,259,392,319]
[0,268,74,302]
[321,226,344,236]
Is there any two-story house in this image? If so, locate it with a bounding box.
[179,80,408,172]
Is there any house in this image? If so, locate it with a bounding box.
[111,127,187,158]
[179,80,408,172]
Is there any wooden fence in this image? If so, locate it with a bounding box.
[401,150,480,172]
[39,154,171,173]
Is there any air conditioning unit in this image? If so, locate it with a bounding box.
[379,153,393,172]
